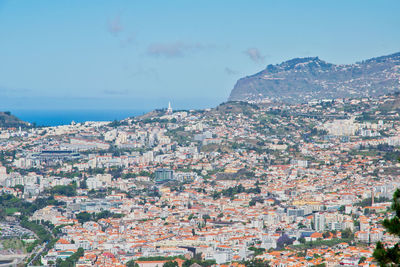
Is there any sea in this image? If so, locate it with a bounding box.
[12,109,149,127]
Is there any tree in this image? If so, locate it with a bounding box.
[248,246,266,256]
[341,228,353,239]
[80,178,87,189]
[373,189,400,265]
[13,184,24,192]
[358,256,366,264]
[364,208,371,215]
[126,260,139,267]
[202,214,210,222]
[163,261,178,267]
[322,231,330,239]
[277,234,294,249]
[56,247,84,267]
[241,258,269,267]
[76,212,92,224]
[338,205,345,213]
[50,184,77,197]
[182,258,216,267]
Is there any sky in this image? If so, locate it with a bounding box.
[0,0,399,111]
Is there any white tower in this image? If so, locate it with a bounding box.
[167,101,173,114]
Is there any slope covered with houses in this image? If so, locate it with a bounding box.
[1,94,400,266]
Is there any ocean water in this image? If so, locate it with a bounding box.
[12,109,148,126]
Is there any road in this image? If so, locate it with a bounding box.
[26,243,45,266]
[0,254,27,267]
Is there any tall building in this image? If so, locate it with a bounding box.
[314,212,325,232]
[167,101,173,114]
[0,166,7,180]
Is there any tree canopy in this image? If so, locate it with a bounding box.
[373,189,400,265]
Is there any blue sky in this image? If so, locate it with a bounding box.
[0,0,399,110]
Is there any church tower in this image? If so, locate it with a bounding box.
[167,101,173,114]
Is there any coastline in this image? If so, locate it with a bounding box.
[10,109,148,127]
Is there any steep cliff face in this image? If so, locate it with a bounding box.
[228,52,400,103]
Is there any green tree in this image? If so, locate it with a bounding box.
[182,258,216,267]
[338,205,345,213]
[248,246,266,256]
[80,179,87,189]
[76,212,92,224]
[56,247,84,267]
[126,260,139,267]
[163,261,178,267]
[202,214,211,222]
[241,258,269,267]
[358,256,366,264]
[50,184,77,196]
[13,184,24,192]
[298,237,306,244]
[373,189,400,265]
[341,228,353,239]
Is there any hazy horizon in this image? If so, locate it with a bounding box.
[1,0,400,111]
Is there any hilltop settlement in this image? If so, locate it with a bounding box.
[2,93,400,266]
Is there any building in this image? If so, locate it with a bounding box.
[314,212,326,232]
[166,102,173,115]
[31,150,80,164]
[173,172,198,182]
[155,168,173,183]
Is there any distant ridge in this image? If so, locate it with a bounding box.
[0,111,30,128]
[228,52,400,103]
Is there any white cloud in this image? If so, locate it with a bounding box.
[244,48,265,63]
[147,41,213,58]
[108,15,123,35]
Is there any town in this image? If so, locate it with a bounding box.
[1,94,400,266]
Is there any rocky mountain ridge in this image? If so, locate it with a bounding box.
[228,52,400,103]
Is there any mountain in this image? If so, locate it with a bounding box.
[0,112,30,128]
[228,52,400,103]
